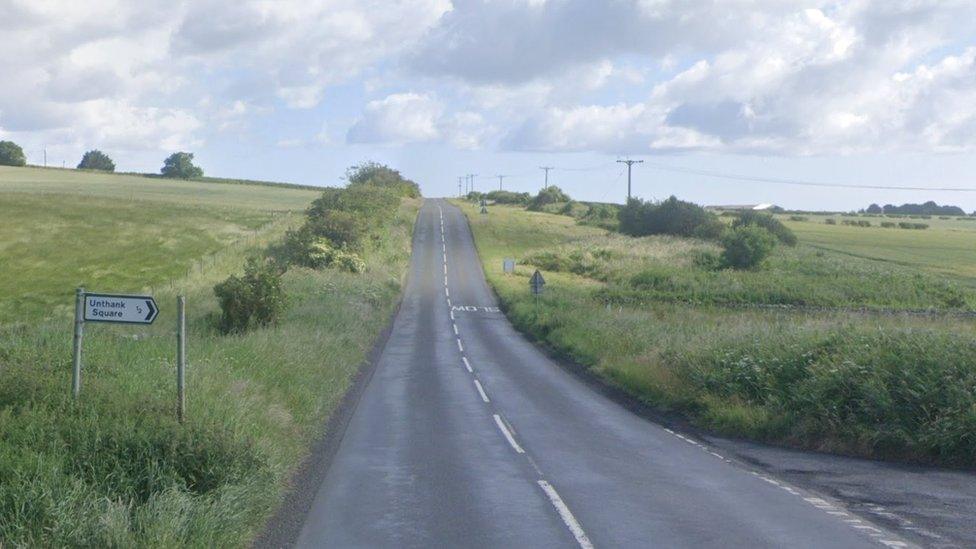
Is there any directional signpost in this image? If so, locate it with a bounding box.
[530,270,546,296]
[480,198,488,215]
[71,288,185,421]
[84,292,159,324]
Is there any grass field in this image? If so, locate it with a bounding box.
[0,166,320,321]
[459,201,976,467]
[0,166,418,545]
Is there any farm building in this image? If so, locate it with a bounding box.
[706,203,777,212]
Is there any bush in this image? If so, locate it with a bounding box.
[308,240,366,272]
[528,186,571,211]
[721,225,777,269]
[789,216,809,222]
[881,221,897,228]
[0,141,26,167]
[77,150,115,172]
[486,190,530,205]
[824,219,837,225]
[345,161,420,198]
[307,186,399,228]
[161,152,203,179]
[618,196,724,240]
[898,222,929,230]
[306,209,369,250]
[731,211,797,246]
[213,257,286,334]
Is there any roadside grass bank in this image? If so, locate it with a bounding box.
[458,201,976,468]
[0,173,418,544]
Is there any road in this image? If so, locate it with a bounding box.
[293,199,911,548]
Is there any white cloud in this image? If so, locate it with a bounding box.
[347,93,492,149]
[0,0,450,167]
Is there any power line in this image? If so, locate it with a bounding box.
[644,162,976,193]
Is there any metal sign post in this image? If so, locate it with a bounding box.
[177,296,187,423]
[72,287,85,399]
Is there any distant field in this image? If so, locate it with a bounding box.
[779,214,976,283]
[0,166,319,320]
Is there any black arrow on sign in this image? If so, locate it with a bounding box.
[145,299,156,321]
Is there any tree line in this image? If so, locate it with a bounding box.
[0,139,204,179]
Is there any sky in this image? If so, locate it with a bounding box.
[2,0,976,211]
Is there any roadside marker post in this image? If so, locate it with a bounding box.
[480,198,488,214]
[503,258,516,274]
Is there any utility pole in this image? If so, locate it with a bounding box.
[617,159,644,201]
[496,175,507,190]
[540,166,553,190]
[44,148,47,167]
[468,174,477,193]
[458,176,463,197]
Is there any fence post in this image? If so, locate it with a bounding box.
[72,287,85,399]
[177,296,186,423]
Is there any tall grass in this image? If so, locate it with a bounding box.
[460,202,976,467]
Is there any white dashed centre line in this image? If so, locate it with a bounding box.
[461,356,473,372]
[453,324,459,335]
[474,379,490,403]
[537,480,595,549]
[456,338,464,352]
[493,414,525,454]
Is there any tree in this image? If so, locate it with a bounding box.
[866,203,883,214]
[0,141,26,167]
[618,196,724,240]
[161,152,203,179]
[77,150,115,172]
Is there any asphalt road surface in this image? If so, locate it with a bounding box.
[294,199,917,548]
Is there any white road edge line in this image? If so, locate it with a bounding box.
[474,379,490,402]
[456,338,464,352]
[445,287,450,297]
[493,414,524,454]
[462,356,473,372]
[453,324,459,335]
[537,480,595,549]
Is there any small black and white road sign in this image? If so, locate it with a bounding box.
[529,270,546,295]
[84,293,159,324]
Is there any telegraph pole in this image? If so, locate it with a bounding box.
[616,159,644,201]
[496,175,507,190]
[458,176,463,197]
[540,166,554,190]
[468,174,477,193]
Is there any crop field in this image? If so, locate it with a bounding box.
[0,166,418,545]
[779,213,976,283]
[0,166,320,321]
[459,201,976,467]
